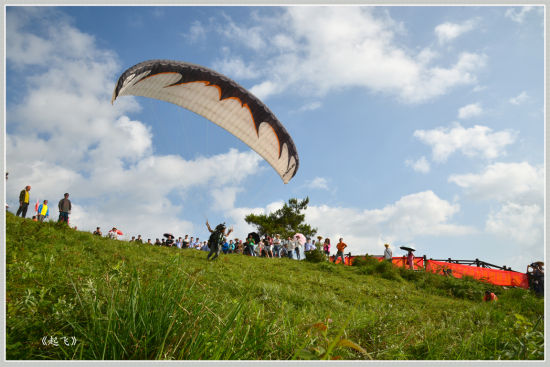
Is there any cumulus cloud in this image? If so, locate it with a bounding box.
[214,7,486,104]
[305,177,330,190]
[448,162,543,205]
[435,18,477,44]
[304,190,474,255]
[405,156,430,173]
[458,103,482,119]
[509,91,529,105]
[6,8,263,241]
[413,123,517,162]
[485,202,543,247]
[449,162,544,249]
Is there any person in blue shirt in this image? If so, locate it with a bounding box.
[37,199,49,222]
[222,239,230,254]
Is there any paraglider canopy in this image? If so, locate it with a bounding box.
[112,59,299,183]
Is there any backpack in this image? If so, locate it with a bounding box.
[208,225,225,250]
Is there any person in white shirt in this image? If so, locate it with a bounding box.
[384,243,392,261]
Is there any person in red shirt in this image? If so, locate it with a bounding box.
[483,290,498,302]
[333,238,347,264]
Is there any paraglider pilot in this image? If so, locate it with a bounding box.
[205,220,233,260]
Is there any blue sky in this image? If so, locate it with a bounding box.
[5,5,544,271]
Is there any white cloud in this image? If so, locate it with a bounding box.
[435,19,477,44]
[448,162,543,205]
[450,162,544,249]
[405,156,430,173]
[212,56,261,80]
[413,123,517,162]
[458,103,482,119]
[509,91,529,105]
[6,8,263,241]
[505,6,535,23]
[298,101,322,112]
[306,177,329,190]
[303,191,474,255]
[185,20,207,43]
[215,7,486,104]
[485,202,543,247]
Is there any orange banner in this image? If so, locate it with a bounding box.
[425,260,529,289]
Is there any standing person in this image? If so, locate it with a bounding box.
[285,236,295,259]
[136,235,143,244]
[323,238,331,257]
[235,240,244,254]
[108,227,119,240]
[246,235,256,256]
[206,221,233,260]
[304,238,314,252]
[294,235,303,260]
[182,235,190,248]
[316,236,324,251]
[383,244,392,262]
[334,238,347,264]
[58,193,71,224]
[264,237,273,258]
[93,227,102,236]
[147,239,152,245]
[228,239,235,254]
[16,186,31,218]
[37,200,49,222]
[272,234,282,257]
[407,250,415,270]
[175,237,183,248]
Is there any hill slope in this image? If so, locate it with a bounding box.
[5,212,544,360]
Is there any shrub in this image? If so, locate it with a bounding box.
[305,249,327,263]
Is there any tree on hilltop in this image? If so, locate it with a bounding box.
[244,197,317,239]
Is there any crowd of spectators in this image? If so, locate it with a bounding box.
[92,228,345,261]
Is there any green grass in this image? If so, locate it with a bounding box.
[5,212,544,360]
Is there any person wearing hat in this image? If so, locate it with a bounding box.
[383,244,392,262]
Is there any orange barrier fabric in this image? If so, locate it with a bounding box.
[332,255,353,265]
[425,260,529,289]
[344,256,423,269]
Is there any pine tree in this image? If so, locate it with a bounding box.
[244,197,317,239]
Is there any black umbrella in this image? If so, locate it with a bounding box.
[163,233,174,239]
[399,246,416,252]
[247,232,260,244]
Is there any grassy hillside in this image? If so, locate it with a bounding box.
[5,212,544,360]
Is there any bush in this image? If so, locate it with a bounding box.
[305,249,327,263]
[351,255,379,267]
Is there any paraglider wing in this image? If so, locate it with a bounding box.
[116,230,123,235]
[112,59,299,183]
